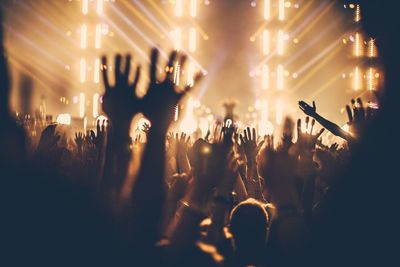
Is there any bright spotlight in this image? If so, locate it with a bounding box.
[278,0,285,21]
[277,65,284,90]
[95,24,102,49]
[80,58,86,83]
[189,27,197,52]
[262,64,269,90]
[277,30,284,55]
[79,92,85,118]
[56,114,71,125]
[80,24,87,49]
[264,0,271,20]
[262,30,270,55]
[93,93,99,118]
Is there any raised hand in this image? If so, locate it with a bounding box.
[299,100,317,117]
[141,122,151,135]
[345,98,372,138]
[90,119,107,150]
[74,132,84,152]
[141,49,202,131]
[101,54,141,129]
[239,127,261,163]
[37,124,60,153]
[296,117,325,159]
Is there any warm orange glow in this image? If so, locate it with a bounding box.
[353,66,362,91]
[80,24,87,49]
[278,0,285,21]
[262,64,269,90]
[262,30,270,55]
[80,58,86,83]
[82,0,89,15]
[94,58,100,83]
[263,0,271,20]
[79,92,85,118]
[93,93,99,118]
[189,27,197,52]
[190,0,197,18]
[277,30,284,55]
[277,65,284,90]
[175,0,183,17]
[354,32,363,57]
[95,24,102,49]
[96,0,104,15]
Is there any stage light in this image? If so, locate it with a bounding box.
[82,0,89,15]
[353,66,362,91]
[275,100,283,125]
[97,0,104,15]
[262,64,269,90]
[80,24,87,49]
[279,0,285,21]
[355,4,361,22]
[173,27,182,51]
[189,27,197,52]
[174,62,180,86]
[354,32,363,57]
[367,67,375,90]
[94,58,100,83]
[176,0,183,18]
[95,24,102,49]
[56,113,71,125]
[79,92,85,118]
[187,62,195,86]
[190,0,197,18]
[93,93,99,118]
[277,65,284,90]
[262,29,270,55]
[277,30,284,55]
[180,97,197,134]
[174,105,179,122]
[368,38,377,57]
[264,0,271,20]
[80,58,86,83]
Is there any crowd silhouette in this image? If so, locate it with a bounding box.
[1,1,399,266]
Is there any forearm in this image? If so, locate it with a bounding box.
[176,150,191,174]
[246,161,265,201]
[130,128,167,245]
[313,113,352,141]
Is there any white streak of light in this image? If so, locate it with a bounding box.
[93,93,99,118]
[80,58,86,83]
[79,92,85,118]
[80,24,87,49]
[95,24,102,49]
[189,27,197,52]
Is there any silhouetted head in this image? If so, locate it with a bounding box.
[229,198,269,252]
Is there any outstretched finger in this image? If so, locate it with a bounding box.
[132,65,141,91]
[310,119,315,135]
[123,54,131,84]
[101,56,110,91]
[346,105,353,123]
[150,48,159,84]
[114,54,122,84]
[166,50,178,81]
[317,128,325,138]
[297,118,302,136]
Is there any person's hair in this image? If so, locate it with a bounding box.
[229,198,269,251]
